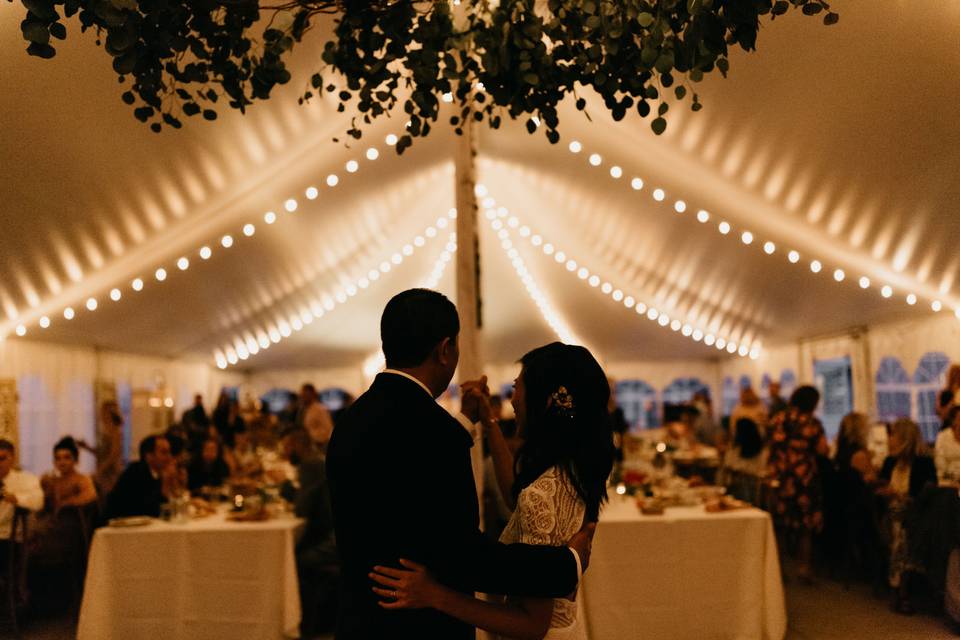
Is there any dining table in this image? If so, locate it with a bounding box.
[581,496,786,640]
[77,508,305,640]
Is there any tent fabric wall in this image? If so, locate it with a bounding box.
[0,338,244,474]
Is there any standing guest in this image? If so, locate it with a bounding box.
[722,418,766,503]
[41,437,97,514]
[690,391,720,446]
[211,391,232,442]
[78,400,124,496]
[937,364,960,427]
[278,429,339,636]
[730,387,768,436]
[0,439,43,541]
[103,435,176,520]
[935,405,960,483]
[187,438,231,495]
[181,394,210,431]
[211,395,245,449]
[829,412,881,579]
[835,413,877,485]
[767,381,788,418]
[767,385,829,582]
[608,383,628,463]
[878,418,937,614]
[297,384,335,453]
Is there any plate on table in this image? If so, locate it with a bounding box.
[108,516,153,528]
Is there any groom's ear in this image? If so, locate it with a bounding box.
[436,336,457,367]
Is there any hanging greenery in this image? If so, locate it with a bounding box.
[14,0,837,152]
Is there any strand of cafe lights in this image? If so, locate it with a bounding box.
[479,187,760,360]
[9,134,405,340]
[559,138,953,318]
[215,213,458,370]
[481,193,584,347]
[362,230,459,379]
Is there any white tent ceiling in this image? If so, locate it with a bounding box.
[2,1,959,372]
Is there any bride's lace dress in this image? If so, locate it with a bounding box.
[496,466,587,640]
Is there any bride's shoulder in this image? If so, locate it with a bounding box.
[519,466,566,499]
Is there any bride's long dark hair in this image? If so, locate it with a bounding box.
[512,342,615,521]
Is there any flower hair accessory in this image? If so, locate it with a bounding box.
[548,386,576,418]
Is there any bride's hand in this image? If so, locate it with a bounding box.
[370,559,442,609]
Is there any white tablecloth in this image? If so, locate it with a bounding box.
[582,499,786,640]
[78,511,304,640]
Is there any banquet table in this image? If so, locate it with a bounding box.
[77,510,304,640]
[582,498,786,640]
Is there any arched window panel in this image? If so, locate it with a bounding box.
[722,377,739,417]
[615,380,659,431]
[760,373,772,400]
[913,352,950,384]
[739,374,753,390]
[913,351,950,442]
[318,387,352,411]
[780,370,797,398]
[875,357,911,422]
[662,377,708,406]
[260,388,297,415]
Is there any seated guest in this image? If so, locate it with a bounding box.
[41,437,97,514]
[935,405,960,483]
[878,418,937,614]
[225,428,262,479]
[103,435,175,520]
[0,439,43,541]
[297,384,335,453]
[187,438,230,494]
[31,438,98,575]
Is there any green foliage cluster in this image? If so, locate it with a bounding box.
[14,0,837,150]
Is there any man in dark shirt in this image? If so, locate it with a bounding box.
[103,435,174,520]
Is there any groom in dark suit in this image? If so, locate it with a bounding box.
[327,289,589,639]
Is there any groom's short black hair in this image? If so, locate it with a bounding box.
[381,289,459,369]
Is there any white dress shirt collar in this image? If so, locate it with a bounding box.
[382,369,434,398]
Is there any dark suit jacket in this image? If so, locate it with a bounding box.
[880,455,937,498]
[327,373,578,639]
[103,461,164,520]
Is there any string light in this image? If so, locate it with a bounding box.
[86,298,97,311]
[565,140,951,317]
[489,213,581,346]
[487,191,757,357]
[215,211,449,368]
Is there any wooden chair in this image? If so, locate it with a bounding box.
[0,507,31,638]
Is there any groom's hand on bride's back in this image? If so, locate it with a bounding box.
[566,521,597,573]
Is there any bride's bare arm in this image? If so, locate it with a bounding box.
[485,417,517,511]
[371,560,552,640]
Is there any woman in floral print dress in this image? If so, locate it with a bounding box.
[767,385,829,582]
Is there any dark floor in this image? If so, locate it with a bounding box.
[13,581,959,639]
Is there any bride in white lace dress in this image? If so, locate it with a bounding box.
[372,342,614,640]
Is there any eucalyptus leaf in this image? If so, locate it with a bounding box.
[13,0,837,151]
